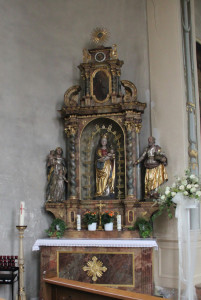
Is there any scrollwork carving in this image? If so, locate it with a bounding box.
[65,125,78,137]
[64,85,81,107]
[121,80,137,101]
[124,120,135,132]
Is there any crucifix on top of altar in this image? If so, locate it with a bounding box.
[44,28,165,236]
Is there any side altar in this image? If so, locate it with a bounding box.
[39,32,161,299]
[45,39,158,233]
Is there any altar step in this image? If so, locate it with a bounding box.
[43,277,165,300]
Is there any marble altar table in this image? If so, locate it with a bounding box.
[33,238,158,299]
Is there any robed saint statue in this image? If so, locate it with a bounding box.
[95,134,115,197]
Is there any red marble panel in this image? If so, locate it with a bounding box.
[58,252,134,286]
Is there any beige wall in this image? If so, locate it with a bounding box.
[147,0,201,289]
[195,0,201,42]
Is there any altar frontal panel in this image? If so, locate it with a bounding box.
[57,251,134,287]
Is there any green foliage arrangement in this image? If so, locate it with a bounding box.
[83,211,98,225]
[101,211,115,225]
[152,169,201,220]
[129,217,153,238]
[46,218,67,239]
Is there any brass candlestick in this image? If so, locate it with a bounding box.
[16,226,27,300]
[96,201,106,230]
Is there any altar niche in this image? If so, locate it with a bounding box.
[80,118,125,201]
[45,43,158,234]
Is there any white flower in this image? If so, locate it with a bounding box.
[186,184,192,190]
[190,187,196,193]
[181,179,187,185]
[165,186,170,191]
[171,192,176,197]
[183,191,189,196]
[160,195,166,200]
[172,183,176,188]
[165,190,170,195]
[190,174,199,183]
[196,191,201,197]
[194,184,199,188]
[179,185,185,191]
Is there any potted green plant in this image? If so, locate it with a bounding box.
[83,211,98,231]
[132,217,153,238]
[101,211,115,231]
[45,218,67,239]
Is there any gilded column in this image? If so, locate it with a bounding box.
[111,67,116,94]
[85,71,90,96]
[117,70,121,95]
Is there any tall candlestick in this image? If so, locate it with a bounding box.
[117,215,121,231]
[16,225,27,300]
[19,202,25,226]
[77,215,81,231]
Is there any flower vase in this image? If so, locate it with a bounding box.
[88,222,97,231]
[104,222,113,231]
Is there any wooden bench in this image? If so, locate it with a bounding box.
[43,277,164,300]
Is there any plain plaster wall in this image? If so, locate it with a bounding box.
[195,0,201,42]
[0,0,150,298]
[147,0,201,290]
[147,0,187,290]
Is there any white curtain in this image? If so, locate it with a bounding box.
[173,193,199,300]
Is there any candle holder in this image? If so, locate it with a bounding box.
[16,226,27,300]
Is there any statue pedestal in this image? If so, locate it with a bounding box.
[32,238,158,299]
[45,201,158,232]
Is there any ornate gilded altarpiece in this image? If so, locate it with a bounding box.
[45,42,157,235]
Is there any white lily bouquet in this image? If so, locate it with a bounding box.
[152,169,201,220]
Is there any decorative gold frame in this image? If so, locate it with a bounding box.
[90,68,112,103]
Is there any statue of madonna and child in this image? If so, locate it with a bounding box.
[95,133,116,198]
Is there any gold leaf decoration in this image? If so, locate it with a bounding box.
[91,27,110,45]
[83,256,107,282]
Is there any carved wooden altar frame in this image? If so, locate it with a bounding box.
[45,44,158,233]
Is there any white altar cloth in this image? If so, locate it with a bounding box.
[32,238,158,251]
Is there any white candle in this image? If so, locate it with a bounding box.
[19,201,25,226]
[77,214,81,231]
[117,215,121,231]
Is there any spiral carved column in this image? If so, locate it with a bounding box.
[125,121,134,197]
[65,125,77,199]
[134,123,142,200]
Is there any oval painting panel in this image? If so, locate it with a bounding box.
[93,70,109,101]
